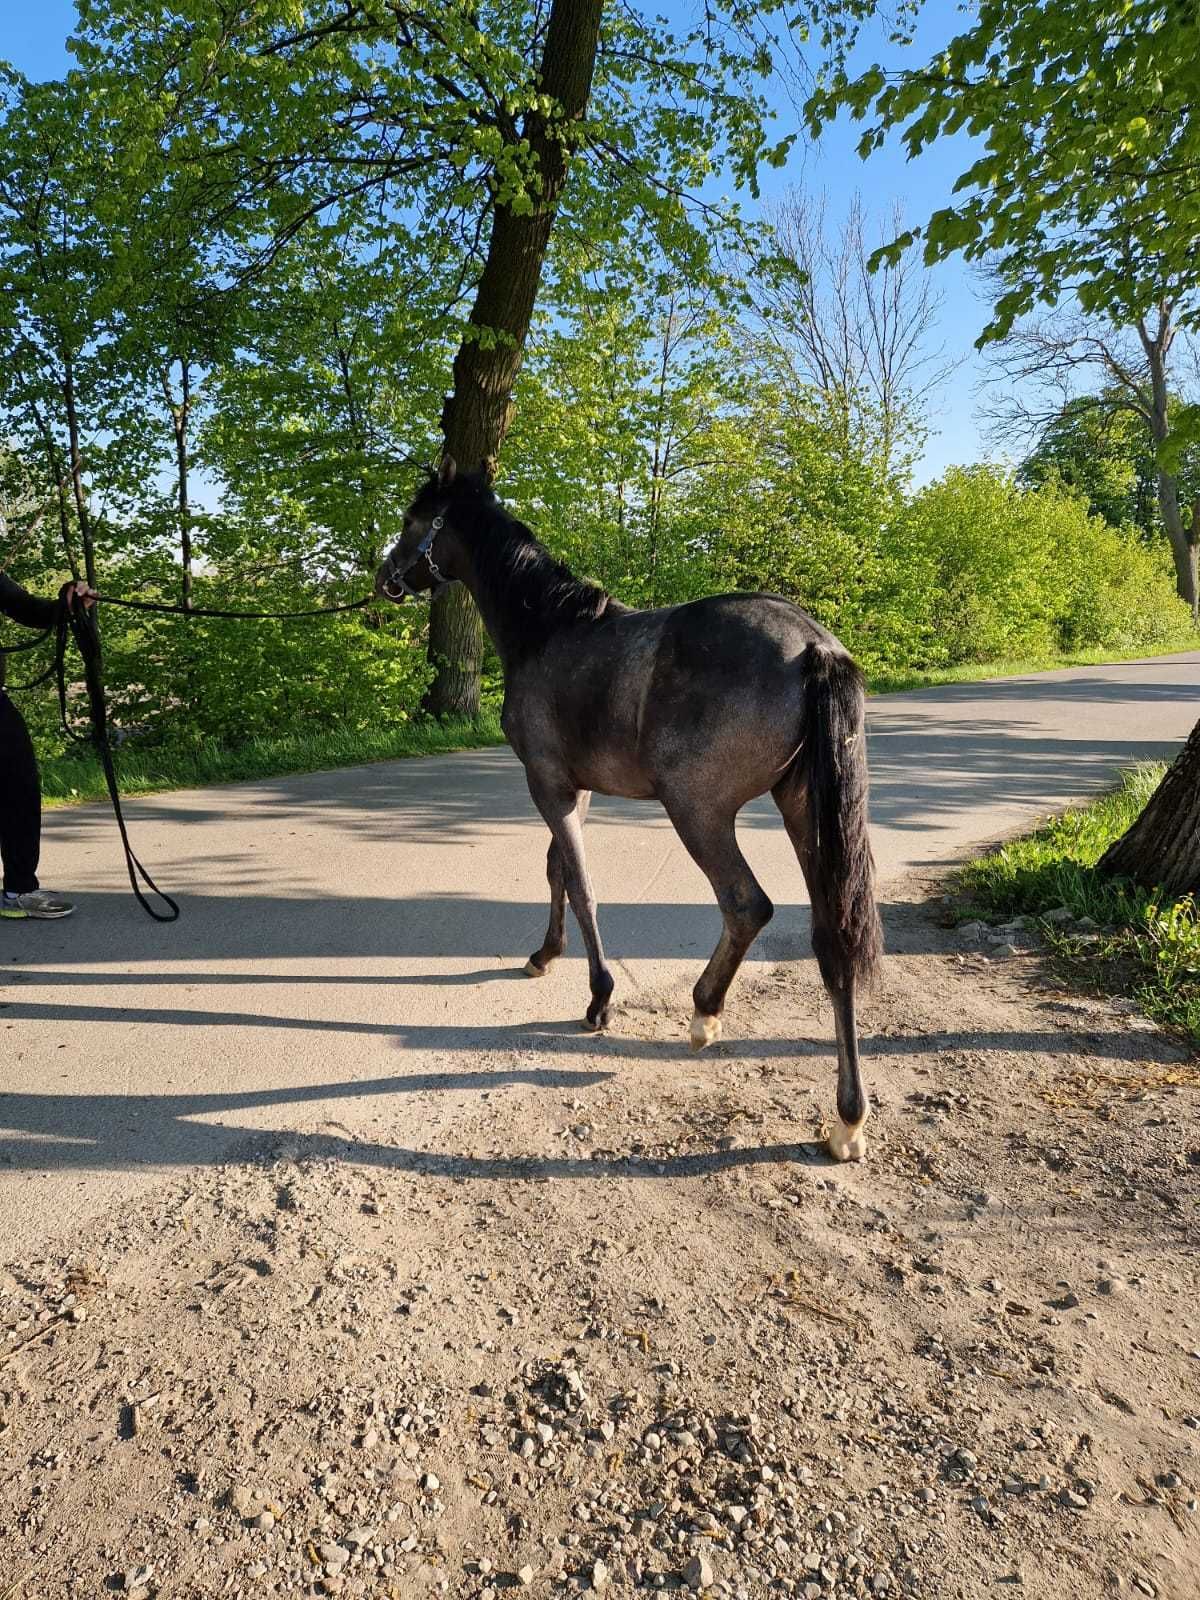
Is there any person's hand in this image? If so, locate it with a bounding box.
[65,581,98,612]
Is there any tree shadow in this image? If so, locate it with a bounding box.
[0,1019,1180,1178]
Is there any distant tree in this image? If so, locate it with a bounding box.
[752,192,952,473]
[985,307,1200,618]
[1018,396,1157,535]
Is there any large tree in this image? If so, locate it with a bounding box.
[81,0,805,714]
[811,0,1200,897]
[987,306,1200,616]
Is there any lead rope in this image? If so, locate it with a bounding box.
[3,585,379,922]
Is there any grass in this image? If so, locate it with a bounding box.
[39,712,506,807]
[956,765,1200,1045]
[863,631,1199,695]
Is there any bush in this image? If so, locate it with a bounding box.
[874,466,1191,669]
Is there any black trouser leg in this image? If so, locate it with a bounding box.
[0,691,41,895]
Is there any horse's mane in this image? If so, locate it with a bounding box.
[442,475,610,654]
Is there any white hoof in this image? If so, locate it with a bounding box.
[524,958,550,978]
[689,1011,722,1051]
[827,1118,868,1163]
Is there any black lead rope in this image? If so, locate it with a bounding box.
[51,599,181,923]
[93,592,375,621]
[3,585,377,922]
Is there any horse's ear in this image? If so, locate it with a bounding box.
[438,455,457,489]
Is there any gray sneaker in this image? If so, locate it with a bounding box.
[1,889,76,920]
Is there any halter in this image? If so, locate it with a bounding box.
[381,514,450,600]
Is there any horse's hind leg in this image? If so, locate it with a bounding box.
[773,793,869,1162]
[525,795,590,978]
[663,800,773,1050]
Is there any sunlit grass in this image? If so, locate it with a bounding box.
[957,766,1200,1044]
[40,712,506,807]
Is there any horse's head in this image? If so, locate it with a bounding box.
[375,456,459,602]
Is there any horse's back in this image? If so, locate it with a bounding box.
[511,590,854,803]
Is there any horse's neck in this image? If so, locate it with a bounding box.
[452,528,542,670]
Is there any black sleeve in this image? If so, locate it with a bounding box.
[0,571,60,631]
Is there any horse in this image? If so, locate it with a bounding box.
[377,459,882,1161]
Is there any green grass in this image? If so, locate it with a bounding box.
[39,712,506,808]
[864,632,1199,695]
[957,766,1200,1044]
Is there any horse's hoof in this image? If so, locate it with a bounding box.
[689,1011,722,1051]
[826,1118,868,1162]
[524,957,550,978]
[583,1003,609,1033]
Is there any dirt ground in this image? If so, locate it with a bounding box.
[2,876,1198,1600]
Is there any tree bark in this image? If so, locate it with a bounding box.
[164,357,194,610]
[1141,309,1198,620]
[423,0,604,717]
[62,353,97,587]
[1097,714,1200,896]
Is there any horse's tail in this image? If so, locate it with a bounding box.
[786,643,882,988]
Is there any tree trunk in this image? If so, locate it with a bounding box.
[1142,312,1198,620]
[62,353,96,587]
[1156,466,1199,620]
[1097,715,1200,895]
[164,358,194,610]
[423,0,604,717]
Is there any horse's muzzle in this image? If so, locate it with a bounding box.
[375,558,405,601]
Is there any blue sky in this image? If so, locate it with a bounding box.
[2,0,997,482]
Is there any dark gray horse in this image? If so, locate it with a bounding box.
[377,460,882,1160]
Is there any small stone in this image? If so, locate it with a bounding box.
[254,1510,275,1532]
[421,1472,440,1492]
[1060,1488,1088,1511]
[1042,906,1075,925]
[684,1553,714,1591]
[1097,1277,1124,1296]
[517,1565,535,1587]
[591,1560,610,1591]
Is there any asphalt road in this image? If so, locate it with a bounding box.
[3,651,1198,1257]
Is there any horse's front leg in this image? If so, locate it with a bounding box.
[526,779,613,1031]
[525,793,591,979]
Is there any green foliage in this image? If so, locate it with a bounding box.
[809,2,1200,338]
[1020,399,1158,536]
[1020,392,1200,540]
[957,767,1200,1042]
[0,2,1194,779]
[39,712,504,806]
[873,466,1190,671]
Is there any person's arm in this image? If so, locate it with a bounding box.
[0,573,97,629]
[0,571,59,630]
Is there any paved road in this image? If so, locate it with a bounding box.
[3,652,1198,1256]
